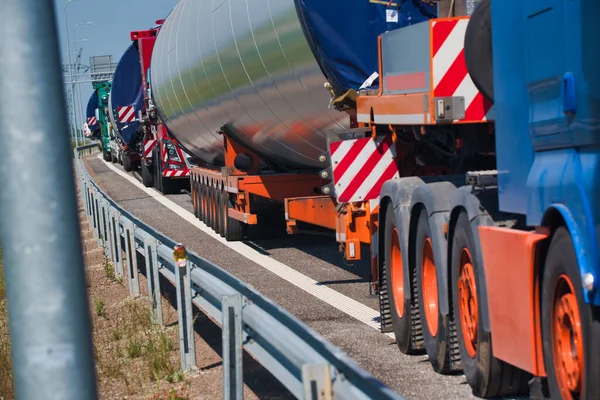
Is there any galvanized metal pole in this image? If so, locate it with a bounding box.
[72,49,84,146]
[0,0,98,399]
[77,81,86,145]
[64,0,77,144]
[74,22,93,146]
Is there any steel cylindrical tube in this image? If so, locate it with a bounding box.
[0,1,98,399]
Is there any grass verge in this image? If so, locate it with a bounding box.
[0,245,14,399]
[90,245,191,398]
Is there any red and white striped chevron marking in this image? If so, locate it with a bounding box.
[162,143,169,162]
[329,136,399,204]
[163,169,189,178]
[117,105,136,123]
[87,116,97,125]
[143,139,157,158]
[432,18,492,121]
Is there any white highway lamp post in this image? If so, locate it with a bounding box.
[74,38,88,144]
[65,50,80,145]
[71,46,84,145]
[66,49,80,144]
[75,38,90,144]
[73,22,93,145]
[64,0,77,144]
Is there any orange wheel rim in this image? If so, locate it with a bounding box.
[422,237,439,337]
[458,248,478,358]
[390,228,405,318]
[552,274,584,400]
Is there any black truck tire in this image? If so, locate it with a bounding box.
[223,191,245,241]
[415,208,454,374]
[383,205,424,355]
[541,227,600,400]
[451,211,529,397]
[123,153,133,172]
[141,161,153,187]
[464,0,493,103]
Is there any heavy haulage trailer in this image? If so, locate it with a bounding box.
[106,20,192,194]
[144,0,599,398]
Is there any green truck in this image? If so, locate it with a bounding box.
[85,81,113,161]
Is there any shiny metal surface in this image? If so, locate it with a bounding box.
[150,0,349,169]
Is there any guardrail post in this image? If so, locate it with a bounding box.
[115,217,124,278]
[90,190,98,241]
[106,206,116,265]
[101,200,110,257]
[86,188,92,221]
[80,171,88,216]
[98,193,103,241]
[89,188,94,225]
[84,182,90,217]
[124,220,140,297]
[174,244,196,371]
[302,364,333,400]
[95,193,102,246]
[95,191,101,242]
[83,182,88,215]
[96,194,102,244]
[144,238,163,325]
[89,188,95,225]
[100,200,106,251]
[222,293,243,400]
[104,202,112,259]
[111,211,124,279]
[86,184,92,220]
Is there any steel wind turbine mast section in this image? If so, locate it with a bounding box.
[149,0,433,170]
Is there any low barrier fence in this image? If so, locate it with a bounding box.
[76,144,405,400]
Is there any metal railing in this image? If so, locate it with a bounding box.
[75,143,405,400]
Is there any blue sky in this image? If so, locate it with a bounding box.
[53,0,179,122]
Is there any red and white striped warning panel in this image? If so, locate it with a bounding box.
[162,143,169,162]
[87,116,97,126]
[143,139,157,158]
[83,123,91,137]
[329,136,399,204]
[163,169,189,178]
[431,18,492,122]
[117,105,136,123]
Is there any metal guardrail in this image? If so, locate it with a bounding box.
[75,143,405,400]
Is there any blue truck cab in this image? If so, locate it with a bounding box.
[484,2,600,397]
[492,0,600,306]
